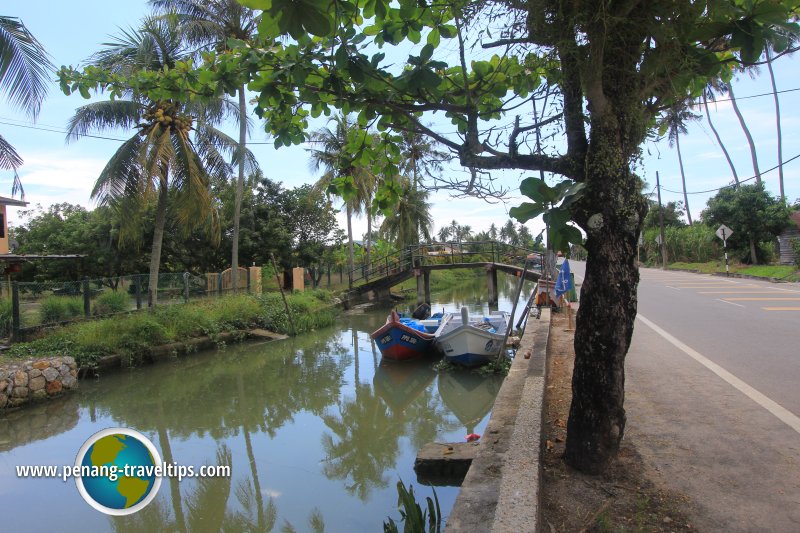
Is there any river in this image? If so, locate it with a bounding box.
[0,273,534,532]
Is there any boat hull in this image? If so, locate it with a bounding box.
[434,311,510,367]
[371,312,436,361]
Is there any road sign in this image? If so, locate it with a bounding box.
[716,224,733,241]
[655,234,662,245]
[716,225,733,277]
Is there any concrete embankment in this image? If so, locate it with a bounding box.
[445,308,550,532]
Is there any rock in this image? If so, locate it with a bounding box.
[69,370,77,377]
[12,386,29,398]
[42,367,59,382]
[28,368,42,379]
[8,397,27,407]
[65,358,77,369]
[29,376,46,392]
[59,365,70,376]
[61,375,77,390]
[0,379,6,391]
[13,371,28,387]
[31,389,47,401]
[45,381,63,395]
[32,361,50,370]
[0,392,7,407]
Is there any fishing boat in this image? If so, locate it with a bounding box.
[433,307,510,367]
[371,310,436,361]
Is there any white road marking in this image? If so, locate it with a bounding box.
[665,286,682,290]
[636,313,800,435]
[717,299,745,307]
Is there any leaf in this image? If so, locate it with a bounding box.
[303,6,334,37]
[509,202,546,223]
[519,177,557,204]
[420,43,435,62]
[427,28,441,47]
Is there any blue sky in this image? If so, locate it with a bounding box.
[2,1,799,245]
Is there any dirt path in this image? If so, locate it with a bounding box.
[540,306,695,532]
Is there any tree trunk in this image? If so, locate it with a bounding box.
[567,209,642,473]
[727,83,761,184]
[703,93,739,186]
[675,133,693,225]
[365,207,372,281]
[231,85,247,293]
[346,204,354,288]
[566,108,647,473]
[766,49,784,201]
[148,182,169,308]
[750,237,758,265]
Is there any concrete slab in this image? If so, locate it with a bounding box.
[445,308,550,532]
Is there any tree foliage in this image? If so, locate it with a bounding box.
[57,0,800,473]
[702,183,790,263]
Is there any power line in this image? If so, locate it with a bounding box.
[660,151,800,195]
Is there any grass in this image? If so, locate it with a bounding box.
[2,291,338,368]
[667,261,799,281]
[396,268,484,293]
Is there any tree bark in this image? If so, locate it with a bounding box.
[703,93,739,186]
[675,133,692,225]
[750,237,758,265]
[727,83,761,184]
[231,85,247,293]
[346,203,354,288]
[766,49,784,201]
[148,182,169,308]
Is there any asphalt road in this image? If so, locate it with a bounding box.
[569,261,800,531]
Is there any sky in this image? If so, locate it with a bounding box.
[3,1,799,249]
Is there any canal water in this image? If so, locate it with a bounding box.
[0,274,534,532]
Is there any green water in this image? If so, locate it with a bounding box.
[0,274,533,532]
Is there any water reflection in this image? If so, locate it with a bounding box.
[438,371,503,434]
[0,395,80,452]
[0,276,527,531]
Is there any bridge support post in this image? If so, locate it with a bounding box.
[487,266,498,305]
[416,269,425,305]
[424,270,431,305]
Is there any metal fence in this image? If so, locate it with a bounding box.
[6,269,255,339]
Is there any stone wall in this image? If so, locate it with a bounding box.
[0,357,78,409]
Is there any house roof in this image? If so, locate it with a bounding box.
[0,195,28,207]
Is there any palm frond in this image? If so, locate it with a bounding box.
[66,100,144,143]
[0,133,24,170]
[91,135,147,202]
[0,16,54,119]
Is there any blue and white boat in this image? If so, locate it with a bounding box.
[433,308,510,367]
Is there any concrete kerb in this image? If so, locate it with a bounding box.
[445,307,551,532]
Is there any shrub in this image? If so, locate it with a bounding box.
[40,296,84,324]
[792,238,800,268]
[0,298,12,338]
[93,291,130,316]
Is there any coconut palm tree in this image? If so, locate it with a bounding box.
[67,15,234,306]
[727,80,761,184]
[399,129,446,190]
[308,114,376,287]
[765,47,784,201]
[701,86,739,187]
[0,15,54,198]
[436,226,450,242]
[488,223,499,241]
[379,177,433,250]
[149,0,261,290]
[665,104,700,225]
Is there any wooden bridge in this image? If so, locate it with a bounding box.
[343,241,544,306]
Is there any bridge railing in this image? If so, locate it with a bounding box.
[345,241,545,289]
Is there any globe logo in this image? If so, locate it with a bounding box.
[74,428,163,516]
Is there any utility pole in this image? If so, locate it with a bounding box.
[656,171,668,268]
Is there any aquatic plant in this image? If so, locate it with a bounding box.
[383,480,441,533]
